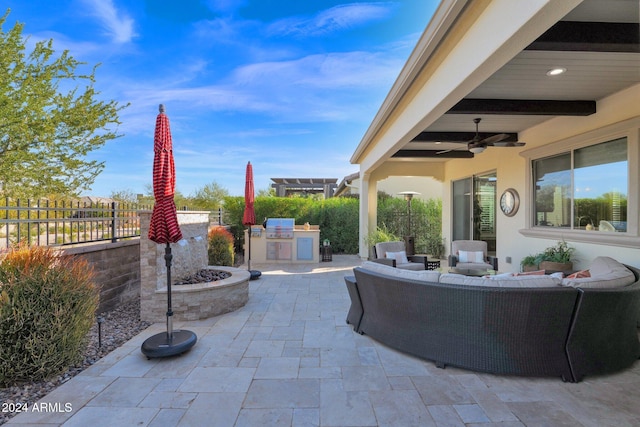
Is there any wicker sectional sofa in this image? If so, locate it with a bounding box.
[344,258,640,382]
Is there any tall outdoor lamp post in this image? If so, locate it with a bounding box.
[399,191,420,256]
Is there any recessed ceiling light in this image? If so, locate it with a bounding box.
[434,141,441,145]
[546,67,566,76]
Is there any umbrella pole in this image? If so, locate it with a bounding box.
[247,226,251,272]
[141,240,196,358]
[165,242,173,339]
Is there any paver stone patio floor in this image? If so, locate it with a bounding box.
[6,255,640,426]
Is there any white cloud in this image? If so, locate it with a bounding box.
[268,2,396,37]
[80,0,136,44]
[230,51,400,93]
[114,46,402,137]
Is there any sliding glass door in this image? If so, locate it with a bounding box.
[452,178,472,241]
[452,172,496,251]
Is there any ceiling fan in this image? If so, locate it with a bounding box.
[438,118,525,155]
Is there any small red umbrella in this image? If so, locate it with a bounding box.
[242,161,256,227]
[243,161,260,279]
[148,105,182,244]
[142,104,196,359]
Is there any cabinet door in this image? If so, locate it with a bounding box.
[278,242,292,260]
[266,242,278,260]
[296,237,314,260]
[267,242,293,260]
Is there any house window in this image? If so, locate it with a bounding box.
[533,137,627,232]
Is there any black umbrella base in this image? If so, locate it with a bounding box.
[249,270,262,280]
[141,329,197,359]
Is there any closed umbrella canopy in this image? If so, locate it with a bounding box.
[242,161,260,279]
[243,161,256,226]
[148,104,182,244]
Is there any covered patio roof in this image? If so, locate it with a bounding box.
[351,0,640,169]
[350,0,640,261]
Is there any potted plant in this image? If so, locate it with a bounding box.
[520,254,540,272]
[520,240,575,273]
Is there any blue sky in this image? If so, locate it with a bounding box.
[4,0,437,197]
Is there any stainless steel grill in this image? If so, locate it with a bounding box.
[265,218,294,239]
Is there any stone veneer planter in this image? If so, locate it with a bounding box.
[155,266,250,321]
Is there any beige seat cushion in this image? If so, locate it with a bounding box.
[440,273,561,288]
[561,256,635,288]
[361,261,440,282]
[453,262,494,270]
[395,262,424,271]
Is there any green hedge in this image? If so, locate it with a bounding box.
[222,195,442,256]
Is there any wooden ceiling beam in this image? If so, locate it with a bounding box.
[526,21,639,53]
[447,99,596,116]
[410,132,518,143]
[393,150,474,159]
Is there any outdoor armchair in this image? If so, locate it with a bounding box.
[449,240,498,270]
[372,241,427,270]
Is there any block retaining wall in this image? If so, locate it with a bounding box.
[61,239,141,313]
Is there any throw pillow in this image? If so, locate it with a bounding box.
[458,250,484,263]
[566,270,590,279]
[385,251,409,264]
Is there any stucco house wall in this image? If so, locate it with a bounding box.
[443,83,640,271]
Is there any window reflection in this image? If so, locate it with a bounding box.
[574,138,627,232]
[533,138,627,232]
[534,153,571,227]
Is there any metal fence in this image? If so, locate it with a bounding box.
[0,198,152,250]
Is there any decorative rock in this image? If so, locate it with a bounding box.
[174,269,232,285]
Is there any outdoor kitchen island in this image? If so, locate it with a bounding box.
[245,218,321,264]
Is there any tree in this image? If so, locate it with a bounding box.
[0,10,128,198]
[190,181,229,211]
[256,187,275,197]
[139,182,189,208]
[110,189,139,204]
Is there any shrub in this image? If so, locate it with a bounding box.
[208,227,234,266]
[0,245,98,386]
[364,224,399,248]
[222,193,442,255]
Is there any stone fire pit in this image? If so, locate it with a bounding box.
[140,211,251,323]
[156,266,250,321]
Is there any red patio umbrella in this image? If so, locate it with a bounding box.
[243,161,261,280]
[148,105,182,244]
[142,104,196,359]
